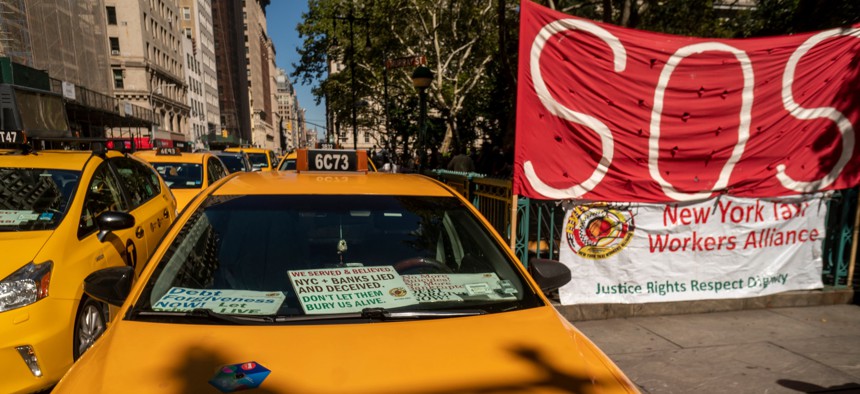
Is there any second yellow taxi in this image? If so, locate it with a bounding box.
[134,148,229,212]
[1,140,177,394]
[224,146,276,172]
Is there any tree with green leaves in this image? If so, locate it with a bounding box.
[293,0,502,156]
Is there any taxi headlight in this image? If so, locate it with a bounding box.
[0,261,52,312]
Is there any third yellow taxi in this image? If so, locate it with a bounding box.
[55,149,637,393]
[224,146,276,171]
[133,148,229,211]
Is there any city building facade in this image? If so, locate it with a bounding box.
[244,0,278,152]
[211,0,281,152]
[182,35,205,151]
[180,0,219,150]
[0,0,152,139]
[274,68,303,151]
[107,0,190,148]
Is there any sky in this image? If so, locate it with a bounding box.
[267,1,326,138]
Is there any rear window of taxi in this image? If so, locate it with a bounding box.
[132,194,542,321]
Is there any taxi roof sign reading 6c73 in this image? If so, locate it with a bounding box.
[296,149,368,172]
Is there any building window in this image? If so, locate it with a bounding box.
[109,37,120,55]
[184,27,192,39]
[106,6,117,25]
[183,7,191,20]
[113,69,124,89]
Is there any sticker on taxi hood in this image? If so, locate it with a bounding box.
[152,288,285,315]
[209,361,271,393]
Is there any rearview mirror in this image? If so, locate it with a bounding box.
[84,266,134,307]
[96,211,135,242]
[528,258,572,293]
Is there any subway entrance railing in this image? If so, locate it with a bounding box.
[430,169,857,288]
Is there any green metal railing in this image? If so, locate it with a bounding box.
[823,187,858,288]
[431,170,511,242]
[432,171,857,287]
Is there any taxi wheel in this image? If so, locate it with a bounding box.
[393,257,453,275]
[73,297,107,360]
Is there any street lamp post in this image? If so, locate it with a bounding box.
[411,65,432,173]
[332,6,369,150]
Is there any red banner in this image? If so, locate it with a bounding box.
[514,1,860,202]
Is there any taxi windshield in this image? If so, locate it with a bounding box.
[0,168,80,231]
[247,153,269,169]
[132,194,541,323]
[217,155,246,173]
[152,163,203,189]
[278,159,296,171]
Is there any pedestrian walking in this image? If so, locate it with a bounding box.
[447,146,475,173]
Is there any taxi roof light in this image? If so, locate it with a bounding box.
[1,136,113,157]
[295,148,368,173]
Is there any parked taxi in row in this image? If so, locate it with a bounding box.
[225,147,276,172]
[0,137,177,394]
[134,148,229,211]
[211,150,253,173]
[56,149,637,393]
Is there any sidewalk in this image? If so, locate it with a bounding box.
[571,304,860,393]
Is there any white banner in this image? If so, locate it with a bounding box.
[559,195,828,304]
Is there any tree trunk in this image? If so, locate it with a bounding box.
[603,0,612,22]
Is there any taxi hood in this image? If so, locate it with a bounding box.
[0,231,53,279]
[56,306,636,393]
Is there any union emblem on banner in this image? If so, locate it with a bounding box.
[565,204,635,260]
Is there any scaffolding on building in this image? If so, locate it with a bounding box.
[0,0,33,65]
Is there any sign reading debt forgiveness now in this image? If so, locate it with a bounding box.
[288,266,417,314]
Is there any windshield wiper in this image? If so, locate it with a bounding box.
[135,308,274,324]
[360,307,486,320]
[268,308,487,323]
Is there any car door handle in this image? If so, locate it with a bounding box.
[135,227,145,239]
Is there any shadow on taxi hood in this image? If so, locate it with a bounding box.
[55,306,636,394]
[0,231,53,278]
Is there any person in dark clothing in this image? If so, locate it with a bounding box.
[447,146,475,173]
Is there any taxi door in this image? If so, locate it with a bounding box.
[110,157,174,276]
[73,161,137,278]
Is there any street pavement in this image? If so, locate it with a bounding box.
[571,304,860,393]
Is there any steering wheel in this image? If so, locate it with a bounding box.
[393,257,453,275]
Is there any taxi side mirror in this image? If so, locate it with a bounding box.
[84,266,134,307]
[528,258,571,293]
[96,211,135,242]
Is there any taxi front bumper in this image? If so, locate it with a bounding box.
[0,297,77,394]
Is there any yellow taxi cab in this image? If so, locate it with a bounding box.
[275,151,297,170]
[133,148,229,212]
[55,149,637,393]
[224,146,276,172]
[277,150,377,171]
[0,139,177,394]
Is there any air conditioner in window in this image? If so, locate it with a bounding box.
[111,50,120,56]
